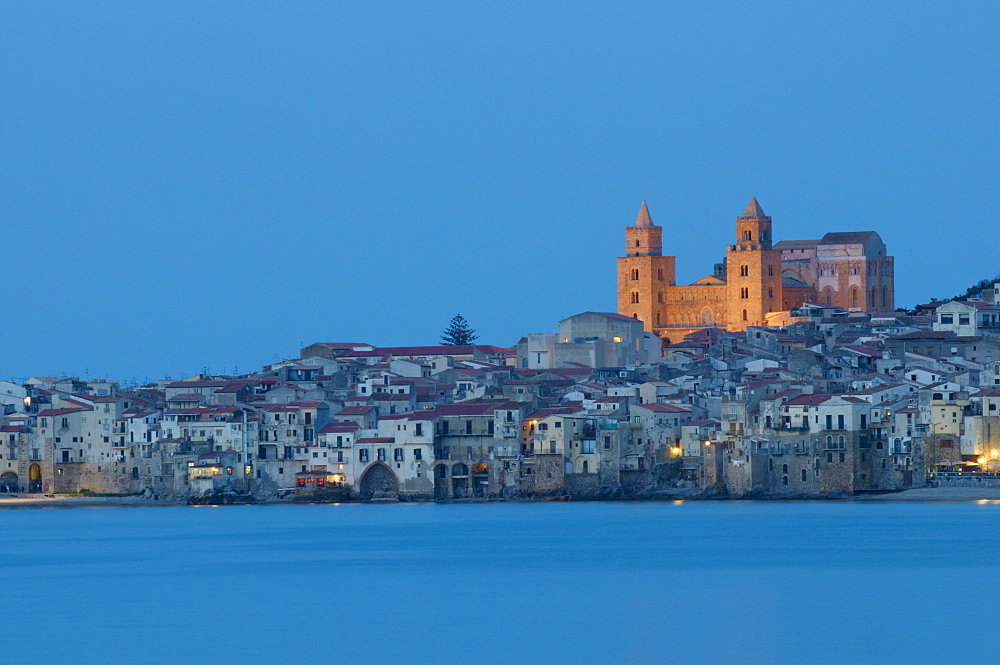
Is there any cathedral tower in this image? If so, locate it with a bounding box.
[725,197,782,331]
[617,202,676,331]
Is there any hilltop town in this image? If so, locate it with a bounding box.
[2,200,999,502]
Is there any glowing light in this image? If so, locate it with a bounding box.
[992,450,999,458]
[978,457,987,465]
[613,336,623,343]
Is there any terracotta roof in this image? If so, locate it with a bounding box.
[820,231,881,245]
[336,406,375,416]
[634,403,692,413]
[783,395,833,407]
[319,422,359,434]
[37,407,90,416]
[356,437,395,444]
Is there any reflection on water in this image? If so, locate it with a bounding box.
[2,502,997,665]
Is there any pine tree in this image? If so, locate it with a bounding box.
[440,314,478,345]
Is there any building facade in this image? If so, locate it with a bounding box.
[617,198,895,341]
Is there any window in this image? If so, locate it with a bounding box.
[359,449,369,463]
[630,268,639,280]
[582,440,595,454]
[839,452,845,463]
[377,448,386,461]
[959,315,970,325]
[394,448,404,462]
[801,469,807,482]
[782,464,788,474]
[657,268,664,280]
[465,421,472,435]
[743,230,752,241]
[604,436,611,450]
[414,448,422,461]
[941,314,954,324]
[630,292,640,304]
[740,265,749,277]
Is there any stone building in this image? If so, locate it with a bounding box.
[617,198,896,342]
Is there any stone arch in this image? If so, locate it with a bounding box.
[700,308,713,325]
[823,287,834,305]
[850,287,859,309]
[471,462,489,498]
[0,471,18,493]
[357,462,398,500]
[452,463,470,498]
[28,464,42,493]
[433,463,449,500]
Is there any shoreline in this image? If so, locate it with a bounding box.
[2,485,1000,509]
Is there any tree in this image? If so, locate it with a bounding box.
[440,314,478,345]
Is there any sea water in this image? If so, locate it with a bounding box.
[2,501,997,664]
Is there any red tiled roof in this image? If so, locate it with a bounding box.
[634,403,692,413]
[319,422,359,434]
[37,407,90,416]
[336,406,375,416]
[165,380,229,389]
[783,395,834,407]
[168,393,202,402]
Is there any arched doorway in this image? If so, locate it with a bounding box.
[0,472,18,493]
[357,462,398,500]
[28,464,42,493]
[471,463,488,498]
[434,464,449,500]
[451,463,469,498]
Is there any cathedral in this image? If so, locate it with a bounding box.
[616,198,894,340]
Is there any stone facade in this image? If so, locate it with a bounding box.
[617,198,896,342]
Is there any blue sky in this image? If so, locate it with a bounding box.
[2,2,997,381]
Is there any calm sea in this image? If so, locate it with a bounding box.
[2,501,997,664]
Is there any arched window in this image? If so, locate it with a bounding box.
[741,309,747,321]
[768,287,773,298]
[768,265,773,276]
[657,268,664,280]
[658,291,664,303]
[826,435,833,445]
[782,475,788,485]
[838,435,846,445]
[656,313,661,326]
[851,288,859,308]
[801,468,807,482]
[743,230,752,241]
[635,239,640,247]
[823,287,834,304]
[740,265,749,277]
[630,268,639,280]
[630,292,639,304]
[782,463,788,474]
[632,313,638,319]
